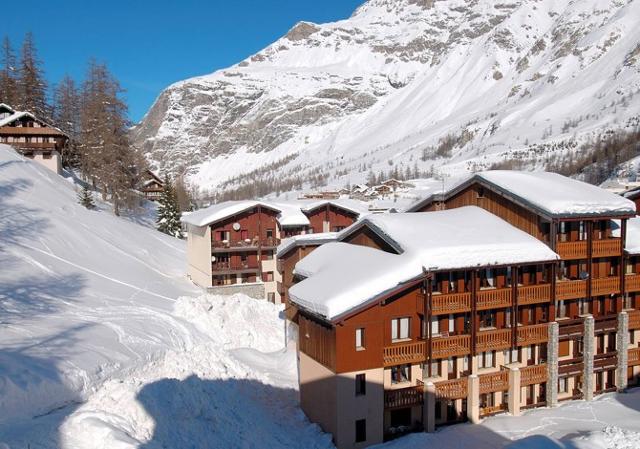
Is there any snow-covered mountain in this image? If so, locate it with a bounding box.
[132,0,640,196]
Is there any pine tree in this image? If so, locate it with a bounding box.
[77,184,96,209]
[157,175,183,238]
[0,36,18,106]
[17,32,49,118]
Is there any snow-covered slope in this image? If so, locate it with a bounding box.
[133,0,640,196]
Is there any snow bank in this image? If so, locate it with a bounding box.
[625,217,640,255]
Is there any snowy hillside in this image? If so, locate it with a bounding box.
[133,0,640,196]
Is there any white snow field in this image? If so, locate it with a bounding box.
[1,144,640,449]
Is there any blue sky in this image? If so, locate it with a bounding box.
[3,0,363,122]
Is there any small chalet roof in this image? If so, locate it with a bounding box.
[406,171,636,218]
[273,202,311,227]
[276,232,339,258]
[290,207,559,321]
[0,110,67,137]
[0,103,15,114]
[181,201,281,227]
[625,217,640,255]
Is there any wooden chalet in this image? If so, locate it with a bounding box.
[0,103,68,174]
[286,171,640,449]
[140,170,164,201]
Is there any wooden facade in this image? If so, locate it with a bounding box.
[304,204,359,233]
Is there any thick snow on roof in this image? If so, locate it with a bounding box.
[0,111,31,127]
[276,232,338,257]
[290,207,559,320]
[272,202,311,227]
[625,217,640,255]
[364,206,559,269]
[181,201,281,227]
[289,242,409,319]
[478,171,636,217]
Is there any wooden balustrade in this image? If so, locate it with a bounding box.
[479,370,509,394]
[432,335,471,358]
[629,310,640,330]
[556,241,587,260]
[591,277,621,296]
[556,280,587,300]
[518,284,551,306]
[480,404,507,417]
[629,348,640,367]
[592,239,622,258]
[435,378,468,399]
[476,329,512,352]
[212,237,279,249]
[520,364,547,386]
[431,292,471,315]
[384,384,424,409]
[383,341,425,367]
[517,324,548,346]
[626,274,640,293]
[593,352,617,372]
[477,288,512,310]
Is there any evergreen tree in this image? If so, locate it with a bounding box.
[17,32,49,118]
[157,175,183,238]
[77,184,96,209]
[0,36,18,105]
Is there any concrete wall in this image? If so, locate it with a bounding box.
[29,151,61,174]
[187,224,212,288]
[206,282,265,299]
[262,257,280,303]
[299,352,338,442]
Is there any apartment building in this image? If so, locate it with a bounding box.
[182,199,364,302]
[288,171,640,449]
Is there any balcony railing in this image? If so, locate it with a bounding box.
[479,370,509,394]
[592,239,621,258]
[212,237,278,249]
[14,141,58,150]
[629,310,640,330]
[480,404,507,417]
[212,261,259,271]
[556,241,587,260]
[626,274,640,293]
[518,284,551,305]
[435,378,468,400]
[593,352,617,372]
[384,381,424,409]
[556,279,587,300]
[383,341,425,367]
[476,329,512,352]
[591,277,621,296]
[629,348,640,367]
[431,292,471,315]
[477,288,512,310]
[520,364,547,386]
[432,334,471,358]
[517,324,548,346]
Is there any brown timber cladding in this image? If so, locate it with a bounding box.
[298,314,336,370]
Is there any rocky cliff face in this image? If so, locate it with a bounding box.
[132,0,640,196]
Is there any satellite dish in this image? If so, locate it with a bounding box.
[232,222,241,231]
[211,256,216,262]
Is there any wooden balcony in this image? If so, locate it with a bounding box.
[479,370,509,394]
[383,341,425,367]
[212,237,279,250]
[517,324,548,346]
[556,241,587,260]
[593,352,617,372]
[432,334,471,358]
[480,404,507,417]
[435,378,468,400]
[629,348,640,367]
[384,381,424,409]
[556,279,587,300]
[520,364,547,386]
[629,310,640,330]
[212,261,259,272]
[477,288,512,310]
[591,277,621,296]
[518,284,551,306]
[592,239,622,258]
[14,141,58,150]
[431,292,471,315]
[476,329,512,352]
[626,274,640,293]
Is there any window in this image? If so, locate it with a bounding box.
[578,298,589,316]
[391,364,411,384]
[355,419,366,443]
[558,300,567,319]
[391,317,410,341]
[479,311,495,329]
[263,271,274,282]
[355,374,366,396]
[267,292,276,303]
[504,349,517,364]
[431,316,440,336]
[448,314,455,333]
[217,230,230,241]
[505,309,512,328]
[355,328,365,350]
[428,360,441,377]
[240,229,249,240]
[477,351,494,369]
[558,377,568,393]
[266,228,274,239]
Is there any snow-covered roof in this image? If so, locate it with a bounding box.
[405,171,636,218]
[181,201,281,227]
[276,232,338,258]
[272,202,311,227]
[290,207,559,321]
[625,217,640,255]
[0,103,15,113]
[0,111,34,127]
